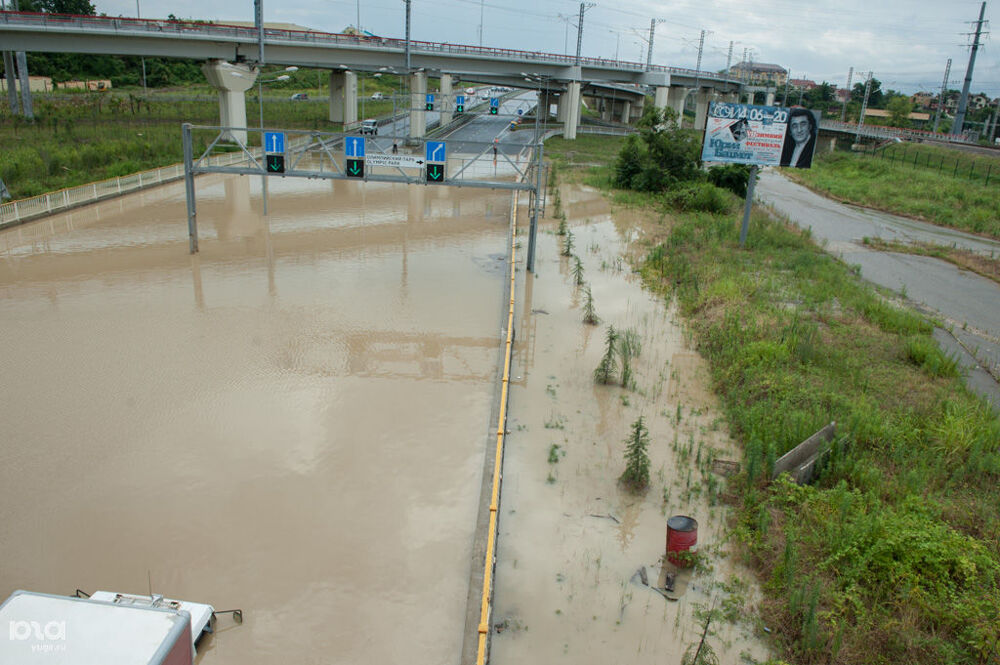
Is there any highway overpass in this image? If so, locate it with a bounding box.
[0,10,742,139]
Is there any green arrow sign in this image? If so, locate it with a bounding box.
[456,104,464,113]
[346,158,365,178]
[426,163,444,183]
[266,154,285,173]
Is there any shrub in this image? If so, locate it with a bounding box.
[707,163,752,197]
[620,416,651,491]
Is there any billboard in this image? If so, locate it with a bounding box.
[701,102,820,169]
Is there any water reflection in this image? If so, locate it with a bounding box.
[0,174,511,665]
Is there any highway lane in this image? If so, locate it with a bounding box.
[757,169,1000,410]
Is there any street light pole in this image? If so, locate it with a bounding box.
[136,0,147,94]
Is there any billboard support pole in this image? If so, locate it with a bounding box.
[739,164,758,248]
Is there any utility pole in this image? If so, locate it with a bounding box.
[575,3,596,66]
[952,1,987,137]
[726,40,733,76]
[840,66,853,122]
[254,0,264,65]
[135,1,147,94]
[782,70,790,106]
[855,70,873,146]
[693,29,705,90]
[404,0,412,72]
[933,58,951,133]
[478,0,485,46]
[646,18,664,71]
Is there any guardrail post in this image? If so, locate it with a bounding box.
[46,194,51,212]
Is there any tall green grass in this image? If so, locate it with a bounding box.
[791,148,1000,239]
[0,93,391,198]
[639,201,1000,665]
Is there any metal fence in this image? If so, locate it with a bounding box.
[858,143,999,186]
[0,150,247,228]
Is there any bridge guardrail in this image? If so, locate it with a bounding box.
[820,119,972,145]
[0,150,246,229]
[0,10,736,84]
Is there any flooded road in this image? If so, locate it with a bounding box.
[0,175,512,664]
[491,185,770,665]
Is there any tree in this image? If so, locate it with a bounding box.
[16,0,96,14]
[852,77,883,109]
[887,96,913,128]
[620,416,651,491]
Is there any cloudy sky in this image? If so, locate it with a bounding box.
[97,0,998,95]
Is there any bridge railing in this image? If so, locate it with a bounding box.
[0,149,247,229]
[0,10,735,83]
[820,119,972,145]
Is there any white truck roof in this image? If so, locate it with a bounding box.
[0,590,193,665]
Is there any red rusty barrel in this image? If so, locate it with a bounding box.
[666,515,698,567]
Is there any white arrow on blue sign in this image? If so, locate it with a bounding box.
[426,93,435,104]
[490,98,499,107]
[456,95,465,105]
[425,141,446,163]
[264,131,285,154]
[345,136,366,158]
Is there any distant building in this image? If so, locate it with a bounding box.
[726,62,788,86]
[970,93,991,110]
[57,80,113,91]
[864,108,931,126]
[835,88,850,103]
[910,92,935,109]
[788,78,817,90]
[0,76,53,93]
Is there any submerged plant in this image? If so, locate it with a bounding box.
[561,229,575,257]
[572,255,585,286]
[620,416,651,491]
[583,285,600,325]
[594,325,618,384]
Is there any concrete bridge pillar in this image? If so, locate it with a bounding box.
[201,59,257,145]
[409,71,428,139]
[563,80,581,140]
[328,70,358,126]
[667,86,687,122]
[694,89,715,130]
[653,85,669,111]
[765,90,776,106]
[620,100,631,124]
[439,73,453,125]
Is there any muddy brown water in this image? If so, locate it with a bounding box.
[0,175,511,664]
[491,184,770,665]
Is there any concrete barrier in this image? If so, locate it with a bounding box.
[772,421,836,484]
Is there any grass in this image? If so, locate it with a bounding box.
[787,146,1000,239]
[552,134,1000,665]
[0,89,399,199]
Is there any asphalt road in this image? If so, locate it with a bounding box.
[756,169,1000,411]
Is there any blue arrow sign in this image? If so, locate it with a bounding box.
[490,97,500,107]
[456,95,465,105]
[264,131,285,154]
[345,136,366,158]
[425,141,446,163]
[426,93,435,104]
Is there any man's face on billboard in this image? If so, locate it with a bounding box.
[790,115,811,143]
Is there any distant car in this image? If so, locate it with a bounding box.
[480,91,490,100]
[289,93,309,101]
[465,87,476,96]
[360,119,378,135]
[370,92,384,100]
